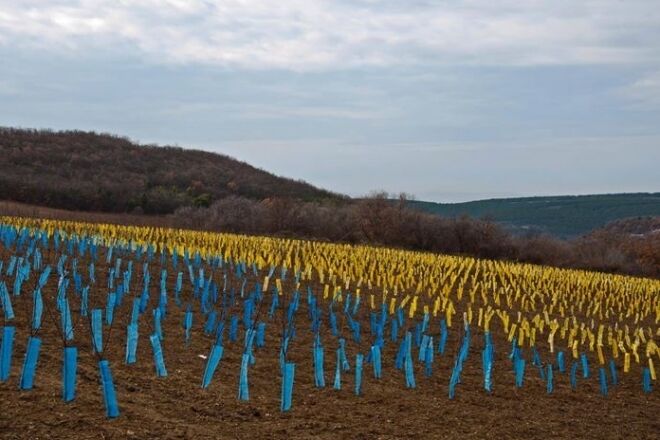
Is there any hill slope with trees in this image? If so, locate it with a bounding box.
[0,128,344,214]
[409,193,660,237]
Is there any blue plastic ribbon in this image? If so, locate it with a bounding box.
[396,307,404,328]
[150,333,167,377]
[105,292,117,325]
[418,334,429,362]
[62,346,77,402]
[153,308,163,340]
[515,357,526,388]
[125,324,138,364]
[333,348,342,390]
[421,312,430,333]
[279,336,290,374]
[238,353,250,400]
[91,308,103,353]
[313,339,325,388]
[256,322,266,348]
[609,359,618,386]
[390,317,398,342]
[414,323,422,347]
[404,332,415,388]
[371,345,382,379]
[642,367,652,393]
[268,292,279,319]
[130,298,140,325]
[19,336,41,390]
[449,359,460,399]
[351,320,361,344]
[99,359,120,418]
[424,336,434,377]
[80,286,88,317]
[280,362,295,411]
[1,283,14,320]
[580,353,590,379]
[201,344,224,389]
[183,308,193,344]
[1,326,16,381]
[61,298,73,341]
[438,319,448,355]
[339,338,350,371]
[599,367,608,396]
[355,353,364,396]
[557,351,565,373]
[229,315,238,342]
[395,338,405,370]
[482,333,494,392]
[570,361,578,389]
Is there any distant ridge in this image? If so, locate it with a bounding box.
[409,193,660,237]
[0,127,346,214]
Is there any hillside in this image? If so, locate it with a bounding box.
[596,216,660,236]
[409,193,660,237]
[0,128,345,214]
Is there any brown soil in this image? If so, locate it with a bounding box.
[0,251,657,440]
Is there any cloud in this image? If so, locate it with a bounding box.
[0,79,20,96]
[618,70,660,110]
[1,1,659,70]
[157,101,391,120]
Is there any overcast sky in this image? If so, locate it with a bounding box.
[1,1,659,202]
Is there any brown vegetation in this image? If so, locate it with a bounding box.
[0,128,344,214]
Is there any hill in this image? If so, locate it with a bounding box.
[0,128,345,214]
[409,193,660,237]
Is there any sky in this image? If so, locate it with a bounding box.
[1,1,659,202]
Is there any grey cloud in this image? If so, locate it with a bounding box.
[1,1,659,70]
[1,2,659,202]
